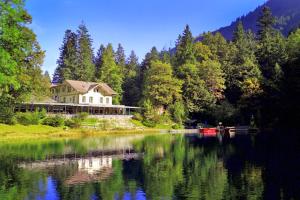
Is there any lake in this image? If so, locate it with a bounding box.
[0,133,299,200]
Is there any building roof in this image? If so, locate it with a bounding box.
[52,80,117,96]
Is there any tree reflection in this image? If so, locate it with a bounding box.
[0,134,299,199]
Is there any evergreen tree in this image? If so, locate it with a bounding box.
[159,48,172,63]
[143,60,182,109]
[115,43,126,72]
[198,60,225,100]
[174,25,195,67]
[122,51,140,105]
[97,44,123,104]
[77,23,95,81]
[141,47,159,72]
[94,44,105,79]
[55,30,78,82]
[257,7,275,41]
[255,7,288,126]
[228,21,262,103]
[139,47,160,99]
[44,71,51,84]
[256,6,288,80]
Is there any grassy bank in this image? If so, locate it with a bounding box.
[0,123,161,143]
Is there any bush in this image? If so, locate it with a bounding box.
[132,112,143,121]
[16,111,40,125]
[172,124,184,129]
[42,116,64,127]
[65,118,81,128]
[142,119,156,128]
[76,112,89,121]
[0,110,17,125]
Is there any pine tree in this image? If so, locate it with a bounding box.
[55,30,78,82]
[174,25,195,67]
[122,51,140,105]
[77,23,95,81]
[159,48,172,63]
[44,71,51,84]
[257,7,275,41]
[229,21,262,102]
[97,44,123,104]
[115,43,126,72]
[139,47,160,98]
[94,44,105,79]
[256,6,288,80]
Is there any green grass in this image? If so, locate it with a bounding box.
[130,119,145,127]
[0,123,160,143]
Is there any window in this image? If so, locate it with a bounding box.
[89,97,93,103]
[62,86,65,93]
[100,97,103,104]
[68,86,71,93]
[72,96,75,103]
[63,97,66,103]
[82,96,86,103]
[106,97,109,104]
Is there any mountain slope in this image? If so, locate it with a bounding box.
[199,0,300,40]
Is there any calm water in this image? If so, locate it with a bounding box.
[0,133,299,200]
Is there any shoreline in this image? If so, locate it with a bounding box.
[0,123,164,143]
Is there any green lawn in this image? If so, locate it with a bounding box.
[0,123,161,143]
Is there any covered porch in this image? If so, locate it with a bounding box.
[16,103,140,116]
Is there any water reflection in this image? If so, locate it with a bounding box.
[0,134,299,200]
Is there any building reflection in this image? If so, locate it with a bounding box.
[65,156,113,185]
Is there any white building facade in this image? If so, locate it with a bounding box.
[51,80,115,105]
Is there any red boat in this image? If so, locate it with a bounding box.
[199,128,218,137]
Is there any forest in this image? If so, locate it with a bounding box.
[1,1,299,130]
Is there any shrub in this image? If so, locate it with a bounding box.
[0,110,17,125]
[132,112,143,121]
[142,119,156,128]
[16,111,40,125]
[169,101,186,125]
[38,108,47,120]
[65,118,81,128]
[172,124,184,129]
[76,112,89,121]
[42,116,64,127]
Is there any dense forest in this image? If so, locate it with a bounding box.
[206,0,300,40]
[1,1,299,130]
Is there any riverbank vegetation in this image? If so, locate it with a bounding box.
[1,1,299,131]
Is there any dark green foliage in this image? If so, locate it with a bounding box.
[97,44,123,104]
[196,0,300,40]
[115,43,126,71]
[169,101,186,125]
[143,60,182,108]
[42,116,64,127]
[122,51,140,106]
[77,23,95,81]
[174,25,195,67]
[94,44,105,79]
[15,109,47,126]
[55,30,78,83]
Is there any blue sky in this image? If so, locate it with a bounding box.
[26,0,266,76]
